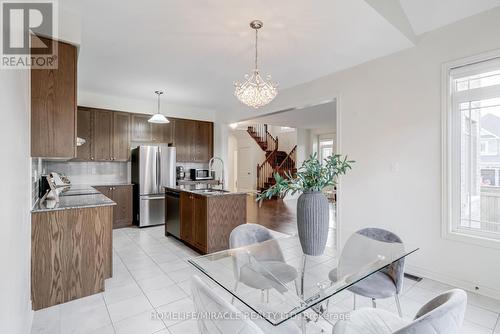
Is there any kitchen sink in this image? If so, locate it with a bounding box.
[192,189,229,194]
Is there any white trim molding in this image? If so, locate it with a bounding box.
[441,49,500,250]
[407,264,500,301]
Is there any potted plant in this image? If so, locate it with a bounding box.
[258,153,354,256]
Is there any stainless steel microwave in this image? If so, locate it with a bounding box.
[190,169,212,180]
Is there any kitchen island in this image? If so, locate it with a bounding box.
[165,185,247,254]
[31,186,115,310]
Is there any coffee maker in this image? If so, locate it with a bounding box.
[176,166,185,181]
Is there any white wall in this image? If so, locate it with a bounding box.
[229,8,500,297]
[267,126,297,153]
[0,71,32,333]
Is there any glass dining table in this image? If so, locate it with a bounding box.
[188,233,418,332]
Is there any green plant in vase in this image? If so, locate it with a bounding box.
[258,153,354,255]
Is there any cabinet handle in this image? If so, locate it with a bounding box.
[90,157,94,161]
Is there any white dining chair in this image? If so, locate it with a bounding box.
[329,228,406,317]
[332,289,467,334]
[229,224,299,302]
[191,275,301,334]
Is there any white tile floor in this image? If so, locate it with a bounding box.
[31,226,500,334]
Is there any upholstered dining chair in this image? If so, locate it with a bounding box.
[332,289,467,334]
[329,228,406,317]
[229,224,299,303]
[191,275,301,334]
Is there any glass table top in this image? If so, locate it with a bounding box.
[188,233,418,326]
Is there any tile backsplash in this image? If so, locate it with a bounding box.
[31,160,131,206]
[43,161,130,185]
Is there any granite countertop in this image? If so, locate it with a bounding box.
[165,184,247,197]
[32,185,117,213]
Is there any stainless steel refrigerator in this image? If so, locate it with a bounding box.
[131,145,176,227]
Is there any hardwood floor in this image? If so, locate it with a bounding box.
[246,194,336,239]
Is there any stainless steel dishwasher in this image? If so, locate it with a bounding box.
[165,190,181,238]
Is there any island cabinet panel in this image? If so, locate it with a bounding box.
[112,112,131,161]
[76,108,93,160]
[178,191,246,254]
[31,37,77,158]
[31,206,113,310]
[206,195,246,253]
[192,195,208,252]
[180,192,195,245]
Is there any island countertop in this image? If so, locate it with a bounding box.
[165,184,247,197]
[32,185,116,213]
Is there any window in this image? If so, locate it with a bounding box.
[444,54,500,245]
[319,139,334,164]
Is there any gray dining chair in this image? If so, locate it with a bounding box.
[229,224,299,302]
[191,275,301,334]
[329,228,405,316]
[332,289,467,334]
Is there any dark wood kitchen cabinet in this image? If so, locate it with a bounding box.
[174,119,195,162]
[131,114,153,142]
[94,185,133,229]
[131,113,174,144]
[31,37,77,158]
[93,110,113,161]
[194,121,213,162]
[75,108,130,161]
[112,112,131,161]
[180,192,207,252]
[31,205,113,310]
[76,108,93,160]
[174,118,213,162]
[75,108,212,162]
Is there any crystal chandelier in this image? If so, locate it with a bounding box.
[234,20,278,109]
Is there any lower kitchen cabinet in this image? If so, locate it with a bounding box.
[180,192,206,250]
[31,205,113,310]
[179,192,246,254]
[94,185,133,229]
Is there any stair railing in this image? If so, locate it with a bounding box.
[276,145,297,177]
[256,143,278,191]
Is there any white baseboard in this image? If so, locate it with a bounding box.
[406,264,500,301]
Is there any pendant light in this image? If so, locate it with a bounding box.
[148,91,169,124]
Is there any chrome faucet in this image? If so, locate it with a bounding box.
[209,157,225,187]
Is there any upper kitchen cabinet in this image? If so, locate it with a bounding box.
[75,107,131,161]
[76,108,92,160]
[131,113,173,144]
[174,119,195,162]
[31,37,77,158]
[93,110,113,161]
[194,121,213,162]
[112,112,131,161]
[175,118,213,162]
[131,114,153,142]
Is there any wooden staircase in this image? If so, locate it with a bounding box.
[247,124,297,192]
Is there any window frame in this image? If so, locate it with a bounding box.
[442,50,500,249]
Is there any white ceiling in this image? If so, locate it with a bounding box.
[241,101,336,130]
[400,0,500,35]
[68,0,500,114]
